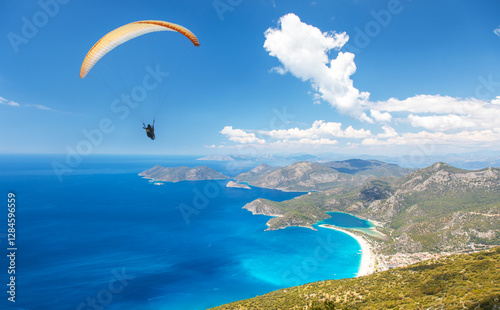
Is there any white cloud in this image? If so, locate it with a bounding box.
[373,95,485,115]
[377,125,398,138]
[264,13,370,119]
[278,138,338,145]
[5,101,19,107]
[370,95,500,131]
[259,120,371,139]
[220,126,265,144]
[361,130,500,147]
[492,96,500,105]
[343,124,372,138]
[269,66,286,75]
[370,109,392,122]
[361,138,379,146]
[408,114,476,131]
[1,96,59,111]
[0,96,20,107]
[494,26,500,37]
[26,104,52,111]
[219,121,369,149]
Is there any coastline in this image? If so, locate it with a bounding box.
[319,224,376,277]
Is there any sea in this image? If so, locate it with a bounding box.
[0,154,371,310]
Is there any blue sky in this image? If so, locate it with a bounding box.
[1,0,500,156]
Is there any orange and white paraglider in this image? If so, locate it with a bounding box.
[80,20,199,79]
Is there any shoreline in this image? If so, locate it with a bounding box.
[319,224,376,277]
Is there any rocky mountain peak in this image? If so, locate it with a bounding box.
[250,163,272,173]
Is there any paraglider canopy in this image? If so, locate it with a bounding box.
[80,20,199,79]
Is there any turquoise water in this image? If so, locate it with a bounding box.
[0,155,362,310]
[319,212,373,228]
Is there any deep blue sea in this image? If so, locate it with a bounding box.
[0,155,363,310]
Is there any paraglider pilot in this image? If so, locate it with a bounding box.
[143,121,155,140]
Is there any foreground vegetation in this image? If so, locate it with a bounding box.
[211,247,500,309]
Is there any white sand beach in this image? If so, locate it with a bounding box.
[319,224,376,277]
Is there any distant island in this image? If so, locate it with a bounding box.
[139,165,228,182]
[197,155,236,161]
[226,181,251,189]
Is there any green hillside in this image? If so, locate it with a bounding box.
[211,247,500,310]
[323,159,413,177]
[243,163,500,253]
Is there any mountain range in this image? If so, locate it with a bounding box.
[235,160,411,192]
[242,162,500,255]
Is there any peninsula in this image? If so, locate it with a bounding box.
[139,165,228,182]
[226,181,251,189]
